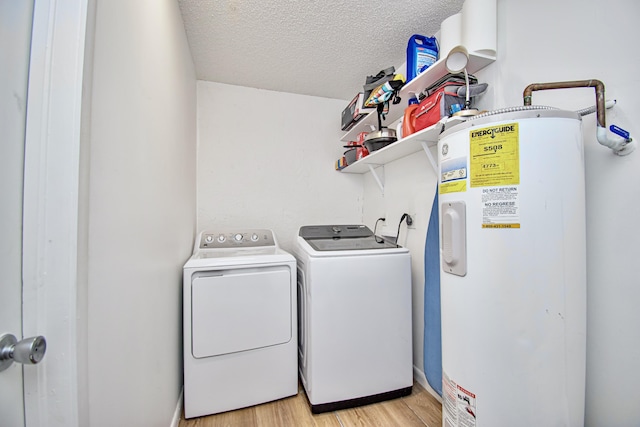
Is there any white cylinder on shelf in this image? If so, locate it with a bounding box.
[461,0,497,56]
[439,13,462,60]
[438,109,586,426]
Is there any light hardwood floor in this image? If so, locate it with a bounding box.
[179,382,442,427]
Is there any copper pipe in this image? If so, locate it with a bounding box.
[523,79,606,127]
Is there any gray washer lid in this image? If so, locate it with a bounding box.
[299,225,400,251]
[299,224,373,240]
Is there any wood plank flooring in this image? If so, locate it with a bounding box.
[179,382,442,427]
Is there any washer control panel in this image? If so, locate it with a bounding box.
[199,229,275,249]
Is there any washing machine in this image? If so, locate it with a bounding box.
[183,229,297,419]
[293,224,413,413]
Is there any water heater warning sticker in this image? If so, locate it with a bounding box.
[443,372,477,427]
[470,123,520,188]
[440,156,468,194]
[482,186,520,228]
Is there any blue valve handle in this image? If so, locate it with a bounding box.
[610,125,631,140]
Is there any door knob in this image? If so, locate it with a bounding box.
[0,333,47,372]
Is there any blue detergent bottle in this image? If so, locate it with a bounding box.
[406,34,439,82]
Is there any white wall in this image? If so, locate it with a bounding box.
[196,81,363,252]
[363,0,640,424]
[362,153,438,394]
[83,1,196,426]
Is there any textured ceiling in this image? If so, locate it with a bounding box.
[178,0,464,100]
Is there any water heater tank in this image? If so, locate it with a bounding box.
[438,108,586,426]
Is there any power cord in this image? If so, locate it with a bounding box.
[374,217,385,243]
[395,213,413,245]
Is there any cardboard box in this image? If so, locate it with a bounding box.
[341,93,375,131]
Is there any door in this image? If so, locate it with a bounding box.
[0,1,35,425]
[2,0,87,425]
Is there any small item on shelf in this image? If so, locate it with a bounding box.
[364,103,398,152]
[364,128,396,152]
[342,140,369,166]
[402,74,487,137]
[343,147,357,165]
[396,117,403,140]
[343,141,358,165]
[357,145,369,160]
[335,156,347,170]
[357,132,369,145]
[406,34,439,82]
[341,93,375,131]
[363,74,405,108]
[403,83,462,136]
[362,66,396,104]
[402,104,419,137]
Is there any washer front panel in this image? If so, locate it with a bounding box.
[293,233,413,408]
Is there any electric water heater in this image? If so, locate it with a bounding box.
[438,108,586,426]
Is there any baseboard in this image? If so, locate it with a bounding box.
[170,387,184,427]
[413,365,442,403]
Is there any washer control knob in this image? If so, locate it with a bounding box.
[217,234,226,243]
[205,235,214,243]
[234,233,243,242]
[251,233,259,242]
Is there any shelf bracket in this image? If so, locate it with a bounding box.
[420,141,438,174]
[367,164,385,194]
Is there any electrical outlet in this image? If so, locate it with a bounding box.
[407,213,417,229]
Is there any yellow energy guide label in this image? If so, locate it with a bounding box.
[469,123,520,188]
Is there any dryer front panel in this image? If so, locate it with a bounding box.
[191,266,292,358]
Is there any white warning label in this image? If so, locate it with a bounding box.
[481,186,520,229]
[456,384,477,426]
[443,373,458,427]
[443,372,477,427]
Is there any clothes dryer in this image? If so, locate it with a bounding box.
[293,225,413,413]
[183,229,297,419]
